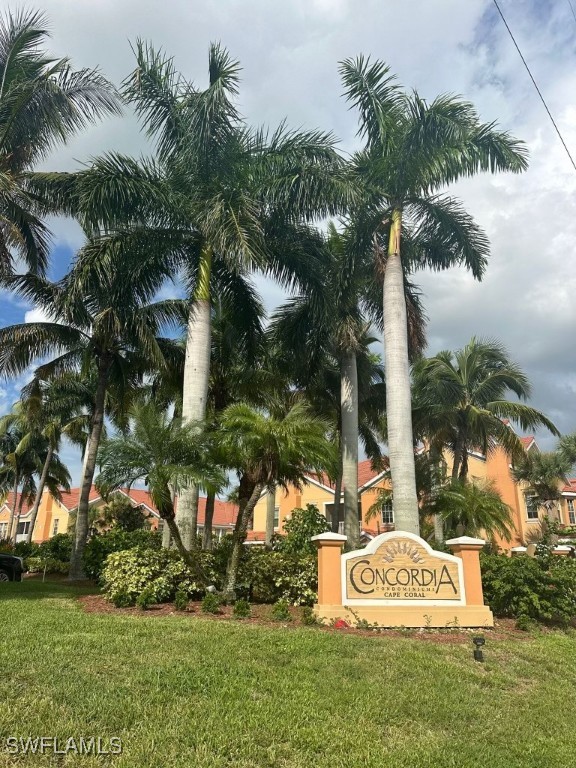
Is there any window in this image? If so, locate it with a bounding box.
[381,501,394,525]
[568,499,575,525]
[0,522,7,539]
[525,494,539,521]
[52,519,59,536]
[157,520,165,533]
[16,521,30,535]
[273,506,279,529]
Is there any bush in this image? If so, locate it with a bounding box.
[271,599,292,622]
[136,586,158,610]
[37,533,73,562]
[83,529,162,581]
[101,547,218,606]
[111,589,132,608]
[174,590,189,611]
[300,605,318,626]
[13,541,39,558]
[242,549,317,606]
[25,556,69,575]
[481,554,576,626]
[233,599,251,619]
[280,505,330,556]
[201,593,221,614]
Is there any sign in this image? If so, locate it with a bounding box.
[342,532,465,606]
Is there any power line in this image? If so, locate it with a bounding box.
[492,0,576,173]
[567,0,576,25]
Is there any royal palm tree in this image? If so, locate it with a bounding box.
[217,401,337,599]
[340,56,529,533]
[413,338,558,480]
[31,42,348,547]
[271,223,425,547]
[96,400,224,571]
[0,9,119,275]
[0,248,187,577]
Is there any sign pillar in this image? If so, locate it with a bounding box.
[445,536,485,606]
[312,532,347,606]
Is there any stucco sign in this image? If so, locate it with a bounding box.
[342,532,465,606]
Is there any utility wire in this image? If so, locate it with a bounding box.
[492,0,576,173]
[567,0,576,25]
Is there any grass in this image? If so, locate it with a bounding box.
[1,582,575,767]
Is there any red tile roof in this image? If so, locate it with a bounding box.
[562,479,576,494]
[307,459,388,491]
[519,436,536,448]
[1,492,34,517]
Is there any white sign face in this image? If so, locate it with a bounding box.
[341,531,466,607]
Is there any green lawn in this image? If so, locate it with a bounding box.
[1,582,575,767]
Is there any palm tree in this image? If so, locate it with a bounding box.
[32,42,349,547]
[340,56,529,534]
[413,338,559,480]
[16,376,88,543]
[0,405,70,542]
[217,401,337,599]
[96,400,224,571]
[0,248,187,577]
[423,479,515,542]
[271,223,424,547]
[512,437,576,523]
[0,9,119,275]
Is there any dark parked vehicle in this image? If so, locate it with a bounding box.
[0,553,24,582]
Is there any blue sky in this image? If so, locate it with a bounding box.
[4,0,576,484]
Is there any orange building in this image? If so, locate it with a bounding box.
[0,486,237,544]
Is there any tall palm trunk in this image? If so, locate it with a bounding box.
[202,491,216,550]
[383,209,419,535]
[26,444,53,544]
[224,477,263,600]
[265,484,276,548]
[429,445,444,544]
[331,437,343,533]
[178,242,213,550]
[69,363,108,580]
[7,471,19,543]
[341,350,359,548]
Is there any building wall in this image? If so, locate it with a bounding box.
[252,482,335,535]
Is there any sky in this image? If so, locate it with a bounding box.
[3,0,576,483]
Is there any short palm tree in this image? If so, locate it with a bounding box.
[0,404,70,542]
[340,56,529,534]
[512,438,576,522]
[0,248,187,576]
[0,9,119,275]
[423,479,515,542]
[217,402,337,599]
[413,338,559,480]
[96,401,225,570]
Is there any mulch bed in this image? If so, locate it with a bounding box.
[77,594,536,643]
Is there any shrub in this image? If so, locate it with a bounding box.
[25,556,69,575]
[233,599,251,619]
[481,554,576,626]
[136,586,157,611]
[101,546,217,605]
[83,529,162,581]
[242,549,317,606]
[201,593,221,614]
[280,505,330,556]
[111,589,133,608]
[516,614,535,632]
[174,590,189,611]
[300,605,318,626]
[36,533,73,562]
[271,599,292,622]
[13,541,39,558]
